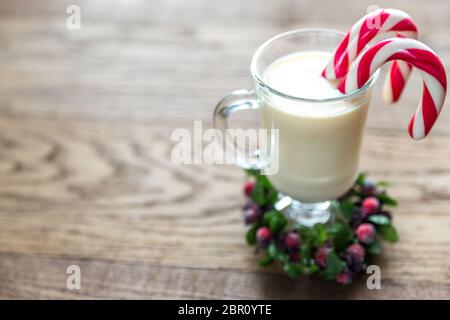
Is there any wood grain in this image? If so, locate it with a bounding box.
[0,0,449,299]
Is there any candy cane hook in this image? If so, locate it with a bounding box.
[338,38,447,140]
[322,8,418,102]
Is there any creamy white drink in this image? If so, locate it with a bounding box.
[260,51,370,202]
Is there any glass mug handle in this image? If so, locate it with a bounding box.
[213,89,277,172]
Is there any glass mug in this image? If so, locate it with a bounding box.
[213,29,379,226]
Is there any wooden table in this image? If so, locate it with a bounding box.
[0,0,449,299]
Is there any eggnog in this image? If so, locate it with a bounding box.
[260,51,370,202]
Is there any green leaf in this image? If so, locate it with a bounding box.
[258,255,274,267]
[299,225,313,240]
[338,201,355,221]
[329,222,353,252]
[308,263,319,275]
[263,211,287,235]
[311,223,329,247]
[378,224,399,243]
[367,214,391,225]
[267,243,278,258]
[300,243,312,265]
[251,181,266,206]
[246,225,258,245]
[322,252,346,281]
[283,263,303,278]
[250,174,276,206]
[245,168,260,177]
[356,173,366,186]
[377,194,398,207]
[262,211,272,225]
[266,190,278,206]
[258,174,273,189]
[377,180,389,187]
[267,243,289,262]
[367,240,382,255]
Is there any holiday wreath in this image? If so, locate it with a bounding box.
[242,169,399,284]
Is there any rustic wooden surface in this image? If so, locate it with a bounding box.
[0,0,449,299]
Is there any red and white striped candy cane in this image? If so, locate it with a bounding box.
[338,38,447,140]
[322,8,418,102]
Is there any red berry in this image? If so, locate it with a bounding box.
[256,227,271,244]
[356,223,376,245]
[284,232,300,250]
[243,180,255,197]
[362,197,380,215]
[336,271,352,284]
[347,243,366,261]
[243,204,260,224]
[315,247,331,268]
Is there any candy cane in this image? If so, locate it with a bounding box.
[322,8,418,102]
[338,38,447,140]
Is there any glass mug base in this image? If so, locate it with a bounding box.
[275,194,333,227]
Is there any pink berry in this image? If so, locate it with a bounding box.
[336,271,352,284]
[243,180,255,197]
[315,247,331,268]
[284,232,300,250]
[347,243,366,261]
[362,197,380,215]
[356,223,376,245]
[243,204,260,224]
[256,227,271,244]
